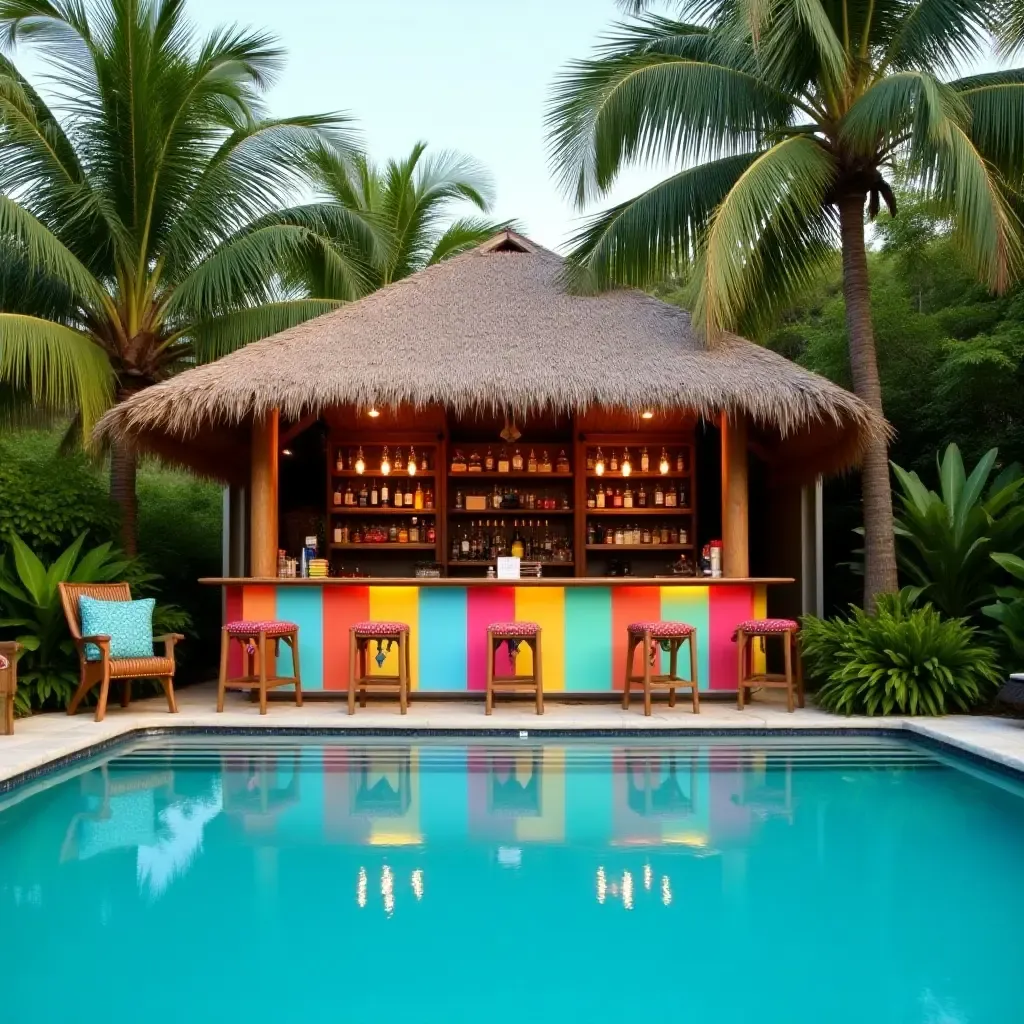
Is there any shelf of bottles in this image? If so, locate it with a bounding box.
[583,441,696,560]
[447,443,574,569]
[329,441,440,553]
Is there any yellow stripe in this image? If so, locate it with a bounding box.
[516,747,565,842]
[753,584,768,675]
[513,586,565,691]
[367,586,419,689]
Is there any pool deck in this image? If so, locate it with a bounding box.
[3,684,1024,785]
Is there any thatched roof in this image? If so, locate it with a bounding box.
[96,230,883,481]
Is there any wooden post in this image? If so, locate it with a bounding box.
[250,410,279,577]
[721,412,749,578]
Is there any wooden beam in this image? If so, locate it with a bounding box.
[721,412,749,578]
[250,410,279,577]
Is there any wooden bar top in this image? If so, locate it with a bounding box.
[202,576,794,588]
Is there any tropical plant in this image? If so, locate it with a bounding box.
[294,141,508,295]
[801,595,1001,715]
[0,532,189,713]
[891,444,1024,618]
[0,0,366,551]
[982,552,1024,661]
[546,0,1024,608]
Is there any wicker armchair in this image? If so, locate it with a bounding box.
[0,641,20,734]
[58,582,182,722]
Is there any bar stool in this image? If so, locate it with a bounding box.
[218,620,303,715]
[623,621,699,716]
[734,618,804,712]
[0,643,19,735]
[348,621,411,715]
[486,622,543,715]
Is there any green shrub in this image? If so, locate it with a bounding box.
[891,443,1024,618]
[801,595,1001,716]
[982,552,1024,663]
[0,430,118,557]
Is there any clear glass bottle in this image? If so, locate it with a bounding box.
[398,523,409,544]
[512,448,524,472]
[393,483,403,508]
[676,450,686,473]
[623,484,633,509]
[469,449,482,472]
[640,447,650,472]
[485,447,495,471]
[528,448,538,473]
[404,485,414,507]
[596,486,606,509]
[654,481,664,506]
[610,450,619,472]
[358,481,368,507]
[414,482,424,509]
[497,447,510,473]
[409,517,419,543]
[380,478,389,506]
[540,450,553,473]
[333,484,342,506]
[455,489,464,509]
[556,449,570,473]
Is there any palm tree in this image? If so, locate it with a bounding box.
[0,0,369,551]
[295,141,509,295]
[547,0,1024,607]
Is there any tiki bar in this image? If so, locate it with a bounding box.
[97,231,879,697]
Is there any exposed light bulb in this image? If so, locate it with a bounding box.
[380,446,391,476]
[621,448,632,477]
[641,410,654,420]
[281,448,294,457]
[354,447,365,475]
[659,448,670,475]
[594,447,605,477]
[368,407,380,418]
[407,447,417,476]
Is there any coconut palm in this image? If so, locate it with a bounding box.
[295,141,508,295]
[0,0,369,551]
[547,0,1024,606]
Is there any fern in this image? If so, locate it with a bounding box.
[801,595,1001,716]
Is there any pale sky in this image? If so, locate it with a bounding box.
[171,0,669,251]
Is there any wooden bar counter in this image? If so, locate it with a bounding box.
[204,576,793,695]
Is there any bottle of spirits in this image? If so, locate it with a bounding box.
[610,450,619,472]
[556,450,570,473]
[638,486,648,508]
[654,481,664,506]
[587,487,597,509]
[393,483,403,508]
[389,523,398,542]
[613,487,623,509]
[344,482,355,506]
[511,521,525,558]
[528,448,538,473]
[512,448,524,471]
[451,535,460,560]
[409,517,420,543]
[420,450,429,472]
[404,486,414,507]
[485,447,495,471]
[586,522,596,545]
[540,450,553,473]
[544,521,553,557]
[370,479,379,506]
[497,447,510,473]
[586,449,595,471]
[414,482,424,509]
[666,484,678,508]
[455,489,464,509]
[381,478,389,506]
[335,450,344,473]
[398,522,409,544]
[333,484,342,506]
[676,450,685,473]
[427,522,436,544]
[460,526,471,558]
[623,484,633,509]
[424,486,434,509]
[358,481,369,507]
[469,450,482,472]
[596,486,606,509]
[640,447,650,472]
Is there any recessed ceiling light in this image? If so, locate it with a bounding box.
[368,407,380,418]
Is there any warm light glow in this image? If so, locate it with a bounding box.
[356,866,367,908]
[380,445,391,476]
[411,869,424,900]
[354,447,365,475]
[408,447,417,476]
[621,448,632,477]
[368,407,380,418]
[281,448,293,457]
[659,448,670,475]
[594,447,605,477]
[641,410,654,420]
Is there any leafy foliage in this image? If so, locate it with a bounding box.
[982,552,1024,662]
[801,595,1002,716]
[0,532,191,714]
[891,444,1024,618]
[0,429,117,557]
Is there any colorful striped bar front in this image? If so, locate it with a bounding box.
[222,581,771,692]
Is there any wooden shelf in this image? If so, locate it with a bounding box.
[332,470,436,479]
[585,507,692,516]
[448,508,573,516]
[586,544,694,551]
[448,471,572,480]
[329,543,437,551]
[586,471,689,480]
[446,560,576,568]
[330,506,437,515]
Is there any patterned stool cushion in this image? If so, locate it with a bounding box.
[225,620,297,637]
[352,621,409,636]
[627,621,694,637]
[0,654,7,671]
[489,621,540,637]
[732,618,799,641]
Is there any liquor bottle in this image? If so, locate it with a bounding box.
[596,486,606,509]
[333,484,342,506]
[640,447,650,472]
[556,450,570,473]
[613,487,623,509]
[587,487,596,509]
[605,484,614,508]
[642,526,652,545]
[610,450,619,472]
[392,483,402,508]
[414,482,424,509]
[638,486,648,508]
[420,451,429,472]
[614,526,624,545]
[451,535,460,561]
[654,481,664,506]
[398,522,409,544]
[485,447,495,471]
[409,517,420,543]
[358,481,368,507]
[680,481,689,507]
[586,449,595,471]
[455,489,464,509]
[460,525,471,558]
[424,486,434,509]
[665,484,678,508]
[676,450,685,473]
[512,448,524,471]
[344,482,354,506]
[381,478,389,506]
[370,479,379,506]
[511,520,525,558]
[544,520,553,557]
[427,522,436,544]
[540,450,553,473]
[335,450,344,473]
[469,450,482,472]
[497,447,510,473]
[528,448,538,473]
[586,522,596,545]
[404,486,414,507]
[395,449,404,476]
[623,484,633,509]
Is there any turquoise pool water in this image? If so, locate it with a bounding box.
[1,735,1023,1023]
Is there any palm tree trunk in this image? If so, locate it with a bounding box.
[838,193,898,608]
[110,440,138,556]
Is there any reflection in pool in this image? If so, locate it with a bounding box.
[1,736,1023,1024]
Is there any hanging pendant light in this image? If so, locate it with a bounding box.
[380,445,391,476]
[621,447,632,477]
[368,406,380,419]
[354,447,366,475]
[407,446,417,476]
[594,447,606,476]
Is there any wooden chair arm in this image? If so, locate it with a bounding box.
[153,634,185,657]
[74,635,112,663]
[0,641,21,656]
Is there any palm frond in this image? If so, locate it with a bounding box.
[952,69,1024,178]
[876,0,991,76]
[427,217,514,266]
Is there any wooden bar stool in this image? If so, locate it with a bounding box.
[348,621,411,715]
[218,620,303,715]
[623,621,699,716]
[0,643,20,735]
[486,622,543,715]
[734,618,804,713]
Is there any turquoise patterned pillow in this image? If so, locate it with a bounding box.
[79,597,155,662]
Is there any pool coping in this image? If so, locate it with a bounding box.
[3,714,1024,795]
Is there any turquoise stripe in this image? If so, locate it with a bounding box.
[565,752,614,842]
[418,745,468,841]
[275,585,324,691]
[660,586,711,690]
[564,588,612,691]
[418,587,467,690]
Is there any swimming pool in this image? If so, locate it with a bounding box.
[1,734,1022,1023]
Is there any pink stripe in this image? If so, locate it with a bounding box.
[466,586,516,691]
[708,585,754,690]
